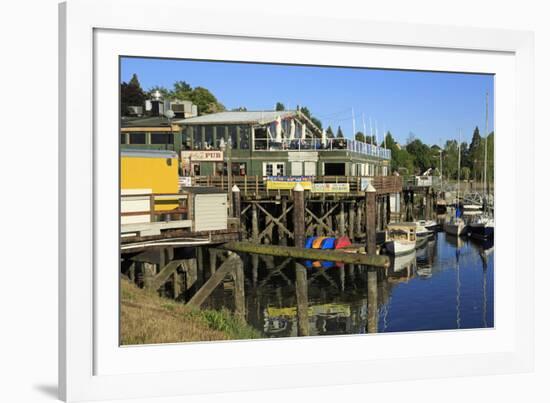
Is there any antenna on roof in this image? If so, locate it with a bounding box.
[352,108,356,138]
[369,117,374,145]
[362,113,367,141]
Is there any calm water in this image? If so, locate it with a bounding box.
[202,231,494,337]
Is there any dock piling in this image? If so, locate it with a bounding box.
[292,183,305,248]
[365,184,377,256]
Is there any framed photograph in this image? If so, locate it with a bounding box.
[59,0,534,401]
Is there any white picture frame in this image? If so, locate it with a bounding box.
[59,0,534,401]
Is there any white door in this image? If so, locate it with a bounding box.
[194,193,227,231]
[291,161,303,176]
[304,161,316,176]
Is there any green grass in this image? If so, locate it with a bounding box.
[120,280,261,345]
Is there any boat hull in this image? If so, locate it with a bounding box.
[385,240,416,255]
[444,221,466,236]
[468,223,494,240]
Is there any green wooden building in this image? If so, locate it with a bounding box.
[121,110,391,178]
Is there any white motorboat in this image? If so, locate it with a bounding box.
[415,221,435,239]
[385,223,417,256]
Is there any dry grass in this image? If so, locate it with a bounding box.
[120,280,260,345]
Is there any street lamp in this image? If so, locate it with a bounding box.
[164,109,175,151]
[219,136,233,217]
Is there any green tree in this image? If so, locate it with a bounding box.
[172,81,192,98]
[275,102,285,111]
[355,131,365,142]
[121,73,146,115]
[336,126,344,138]
[461,166,471,181]
[383,131,396,150]
[148,85,172,99]
[299,106,323,130]
[188,87,225,115]
[405,138,433,174]
[443,140,459,179]
[469,126,483,181]
[326,126,335,138]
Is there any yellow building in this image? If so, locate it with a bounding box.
[121,149,179,212]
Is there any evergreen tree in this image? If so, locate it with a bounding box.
[275,102,285,111]
[326,126,335,138]
[336,126,344,138]
[121,73,146,115]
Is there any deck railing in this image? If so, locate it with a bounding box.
[252,137,391,159]
[191,175,402,196]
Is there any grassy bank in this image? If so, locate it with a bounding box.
[120,279,261,345]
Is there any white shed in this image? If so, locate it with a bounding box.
[183,187,228,232]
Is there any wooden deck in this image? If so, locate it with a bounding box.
[192,175,402,197]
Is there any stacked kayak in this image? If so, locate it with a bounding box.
[304,236,351,268]
[305,236,352,250]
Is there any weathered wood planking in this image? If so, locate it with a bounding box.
[221,242,389,268]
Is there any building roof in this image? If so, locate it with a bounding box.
[175,110,299,126]
[181,186,227,194]
[121,116,174,128]
[121,149,178,159]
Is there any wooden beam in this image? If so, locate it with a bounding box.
[221,242,389,268]
[148,259,186,292]
[187,256,238,307]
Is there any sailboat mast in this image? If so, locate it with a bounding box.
[457,129,461,204]
[484,91,489,198]
[439,138,443,194]
[352,107,356,138]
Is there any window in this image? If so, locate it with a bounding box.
[151,132,173,145]
[324,163,345,176]
[129,132,146,144]
[239,126,250,149]
[254,128,268,150]
[227,125,237,148]
[264,162,285,176]
[204,126,214,149]
[192,126,202,149]
[216,162,247,176]
[120,132,127,144]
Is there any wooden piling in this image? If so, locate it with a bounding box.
[295,262,309,336]
[233,256,245,322]
[367,269,378,334]
[365,184,377,256]
[386,194,391,225]
[251,203,259,243]
[339,201,346,237]
[356,201,363,239]
[293,183,305,248]
[349,201,356,242]
[280,198,288,246]
[142,262,155,290]
[232,185,241,218]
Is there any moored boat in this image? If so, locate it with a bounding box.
[468,216,494,240]
[384,223,417,256]
[444,218,466,236]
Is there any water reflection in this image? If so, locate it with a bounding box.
[199,231,493,337]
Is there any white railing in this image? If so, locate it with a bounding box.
[252,137,391,159]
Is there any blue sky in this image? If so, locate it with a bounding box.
[121,57,494,146]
